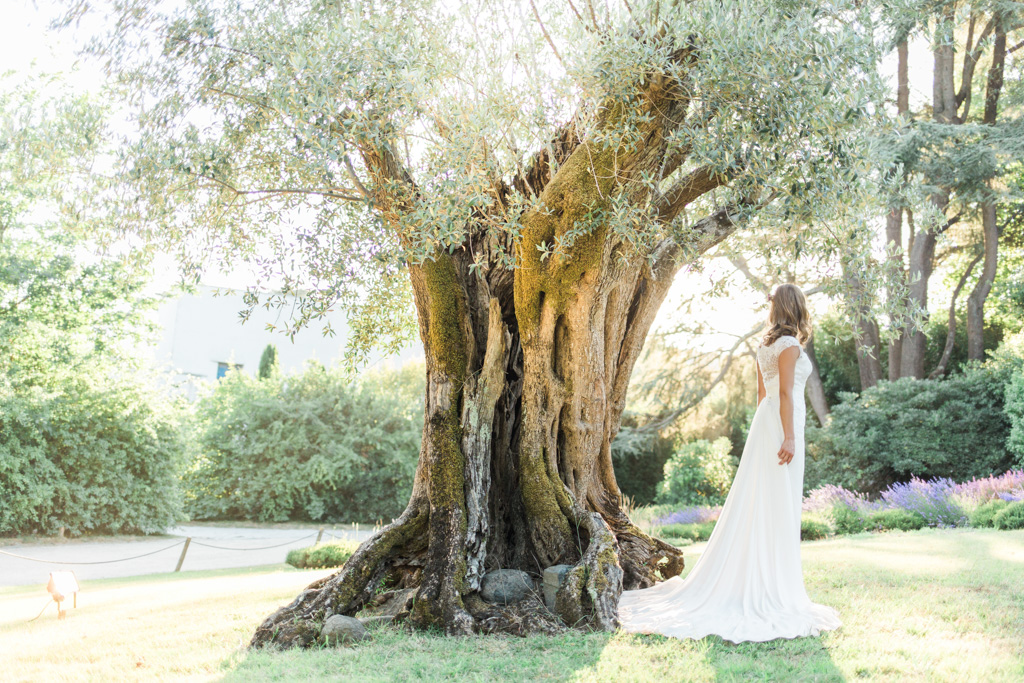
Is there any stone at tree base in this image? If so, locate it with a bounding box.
[542,565,573,611]
[321,615,368,645]
[480,569,534,604]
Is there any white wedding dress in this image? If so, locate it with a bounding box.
[618,335,842,643]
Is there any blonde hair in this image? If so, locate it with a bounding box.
[762,283,811,346]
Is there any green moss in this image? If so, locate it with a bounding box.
[420,255,468,382]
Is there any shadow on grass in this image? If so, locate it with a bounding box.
[220,622,844,682]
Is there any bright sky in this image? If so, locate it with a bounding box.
[2,1,942,356]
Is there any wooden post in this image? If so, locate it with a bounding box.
[175,538,191,572]
[315,528,324,545]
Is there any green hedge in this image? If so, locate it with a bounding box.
[183,364,421,524]
[867,508,927,532]
[1006,369,1024,466]
[655,437,737,507]
[969,499,1011,528]
[800,519,831,540]
[993,501,1024,530]
[807,364,1014,494]
[286,539,361,569]
[0,373,186,536]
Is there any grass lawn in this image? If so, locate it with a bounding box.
[1,529,1022,682]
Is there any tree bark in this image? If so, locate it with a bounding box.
[899,214,939,379]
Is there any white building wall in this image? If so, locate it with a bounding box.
[152,286,422,385]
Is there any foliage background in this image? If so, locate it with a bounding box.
[182,363,424,524]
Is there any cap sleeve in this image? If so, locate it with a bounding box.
[775,335,802,353]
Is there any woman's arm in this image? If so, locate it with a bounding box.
[756,358,766,406]
[776,345,800,465]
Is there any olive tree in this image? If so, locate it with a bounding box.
[73,0,885,643]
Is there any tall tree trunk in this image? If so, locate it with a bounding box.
[886,39,909,380]
[967,22,1006,361]
[886,205,904,380]
[842,263,883,389]
[967,201,999,360]
[899,212,939,379]
[931,251,982,378]
[804,337,830,424]
[901,14,961,379]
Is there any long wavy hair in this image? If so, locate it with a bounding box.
[762,283,811,346]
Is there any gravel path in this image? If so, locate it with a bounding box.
[0,525,375,587]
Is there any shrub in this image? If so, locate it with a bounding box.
[611,424,675,507]
[801,519,831,540]
[1006,369,1024,466]
[831,503,868,535]
[807,365,1014,494]
[184,364,422,524]
[655,437,737,507]
[969,499,1011,528]
[0,372,187,536]
[286,539,360,569]
[992,501,1024,530]
[656,521,716,542]
[866,508,927,532]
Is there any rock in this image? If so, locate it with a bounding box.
[542,564,573,610]
[321,615,369,645]
[480,569,534,605]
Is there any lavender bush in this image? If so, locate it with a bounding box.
[655,505,722,526]
[880,477,968,527]
[653,470,1024,535]
[803,484,876,514]
[954,470,1024,506]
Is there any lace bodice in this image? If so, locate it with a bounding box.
[757,335,803,384]
[757,335,813,407]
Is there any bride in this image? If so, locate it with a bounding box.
[618,284,842,643]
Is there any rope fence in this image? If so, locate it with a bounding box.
[0,527,366,574]
[0,541,186,566]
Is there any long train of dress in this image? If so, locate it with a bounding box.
[618,335,841,643]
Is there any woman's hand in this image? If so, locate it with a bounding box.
[777,437,795,465]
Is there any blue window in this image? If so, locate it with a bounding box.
[216,362,242,379]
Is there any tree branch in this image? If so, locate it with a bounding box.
[653,165,730,222]
[956,15,997,122]
[928,250,982,378]
[632,325,761,434]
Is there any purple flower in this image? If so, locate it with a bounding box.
[996,490,1024,503]
[955,470,1024,505]
[655,505,722,525]
[881,477,968,527]
[803,485,876,513]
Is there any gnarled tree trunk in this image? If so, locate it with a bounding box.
[249,57,744,648]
